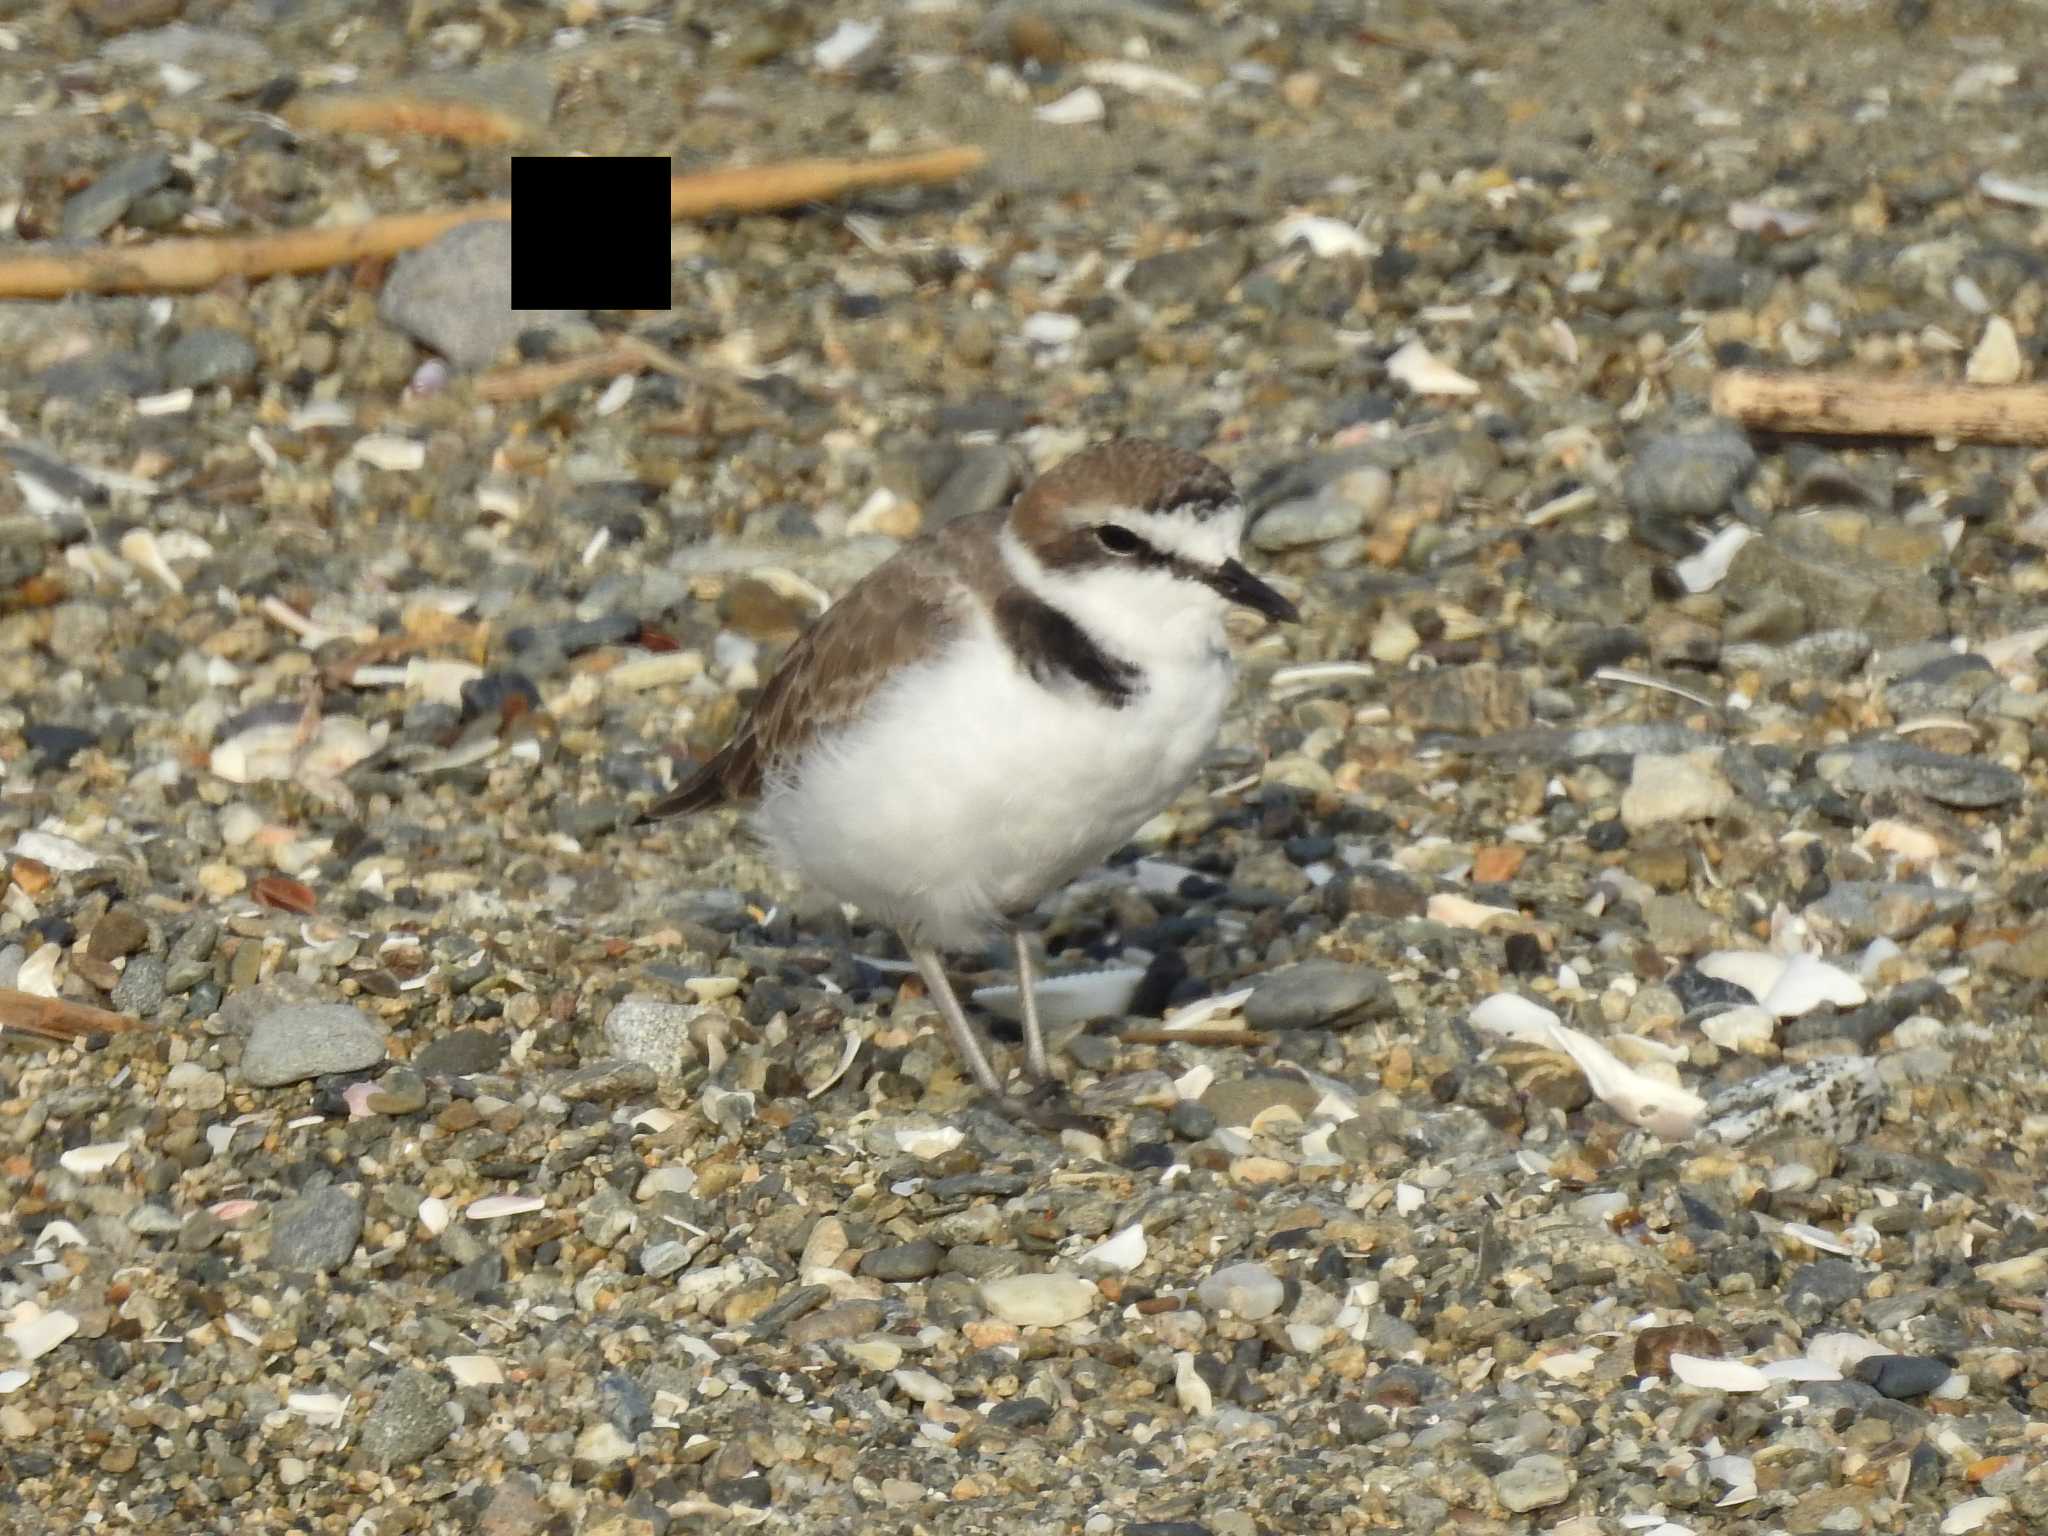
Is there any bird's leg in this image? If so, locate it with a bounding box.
[1011,927,1052,1084]
[908,942,1008,1100]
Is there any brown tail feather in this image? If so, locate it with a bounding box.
[636,748,734,824]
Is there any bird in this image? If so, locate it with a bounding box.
[640,438,1299,1126]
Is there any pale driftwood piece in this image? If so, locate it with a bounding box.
[1119,1027,1272,1048]
[0,987,142,1044]
[0,146,987,301]
[1713,368,2048,446]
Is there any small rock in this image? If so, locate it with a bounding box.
[379,219,582,369]
[360,1370,455,1468]
[267,1186,364,1273]
[1853,1353,1953,1400]
[1496,1452,1574,1513]
[1200,1076,1322,1127]
[1625,428,1757,553]
[414,1028,507,1077]
[1243,961,1390,1030]
[1196,1261,1284,1321]
[1705,1057,1885,1145]
[1634,1323,1722,1377]
[1250,495,1367,551]
[239,1002,385,1087]
[1807,881,1970,943]
[1122,239,1249,304]
[110,954,166,1017]
[164,327,259,391]
[928,444,1018,525]
[61,150,175,240]
[557,1058,658,1103]
[1621,749,1736,830]
[978,1273,1096,1327]
[87,908,150,961]
[601,995,702,1076]
[860,1237,945,1282]
[1814,739,2023,809]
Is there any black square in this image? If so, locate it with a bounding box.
[509,156,670,309]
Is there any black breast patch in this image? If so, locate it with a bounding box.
[993,590,1141,708]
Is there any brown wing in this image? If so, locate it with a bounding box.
[639,535,971,821]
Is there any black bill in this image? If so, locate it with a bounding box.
[1206,558,1300,624]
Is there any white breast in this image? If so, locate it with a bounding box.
[753,612,1233,951]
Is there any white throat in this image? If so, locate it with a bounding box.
[997,518,1239,670]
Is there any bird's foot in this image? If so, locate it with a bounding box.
[987,1078,1106,1137]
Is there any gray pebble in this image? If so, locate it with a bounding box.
[1807,881,1971,943]
[1244,961,1391,1031]
[1122,238,1249,303]
[597,1371,654,1439]
[1196,1261,1284,1320]
[1852,1353,1952,1400]
[602,995,701,1076]
[1495,1452,1574,1513]
[110,954,167,1017]
[378,219,583,369]
[859,1236,946,1282]
[1624,428,1757,552]
[239,1002,386,1087]
[928,444,1018,525]
[413,1028,507,1077]
[267,1185,364,1273]
[1704,1057,1885,1146]
[1814,738,2024,809]
[164,328,260,391]
[360,1369,455,1468]
[1250,494,1367,551]
[1882,653,1995,716]
[61,150,175,240]
[1167,1100,1217,1140]
[557,1058,659,1103]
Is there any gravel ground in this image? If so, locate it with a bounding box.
[6,2,2048,1534]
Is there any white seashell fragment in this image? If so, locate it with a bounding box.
[1080,1224,1147,1274]
[118,528,185,593]
[1806,1333,1889,1372]
[287,1391,348,1425]
[1859,819,1943,862]
[403,658,484,707]
[1966,316,2023,386]
[1469,992,1561,1041]
[1021,311,1082,346]
[1174,1351,1213,1414]
[210,715,385,786]
[812,19,879,71]
[1035,86,1106,125]
[1696,950,1788,1003]
[1535,1347,1599,1381]
[894,1125,965,1159]
[223,1313,262,1346]
[972,966,1141,1026]
[39,1220,88,1248]
[13,829,101,871]
[58,1142,128,1176]
[1979,171,2048,209]
[4,1304,78,1362]
[14,944,61,998]
[1080,59,1202,100]
[0,1370,29,1395]
[1700,1005,1775,1053]
[1273,214,1372,259]
[1673,525,1754,595]
[1775,1219,1858,1256]
[1726,200,1818,237]
[134,388,195,416]
[465,1193,545,1221]
[1941,1497,2009,1535]
[1471,993,1703,1137]
[445,1355,505,1387]
[349,434,426,472]
[1427,892,1520,930]
[1757,1355,1842,1383]
[1669,1354,1770,1392]
[1759,954,1865,1019]
[1394,1182,1425,1215]
[417,1197,452,1236]
[1386,339,1480,396]
[1159,987,1255,1033]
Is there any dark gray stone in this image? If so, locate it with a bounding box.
[110,954,167,1017]
[414,1028,508,1077]
[378,219,582,368]
[1244,961,1391,1031]
[1814,738,2023,809]
[1807,881,1971,943]
[1624,428,1757,552]
[360,1370,454,1467]
[859,1237,946,1282]
[61,150,175,240]
[267,1186,364,1273]
[239,1002,385,1086]
[164,327,260,391]
[1853,1354,1953,1400]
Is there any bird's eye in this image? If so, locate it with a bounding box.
[1094,524,1143,556]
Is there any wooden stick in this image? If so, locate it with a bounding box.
[0,203,509,299]
[1713,368,2048,445]
[1120,1028,1272,1048]
[0,146,987,301]
[666,147,985,219]
[0,987,142,1044]
[284,93,532,145]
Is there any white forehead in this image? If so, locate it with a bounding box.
[1108,501,1247,569]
